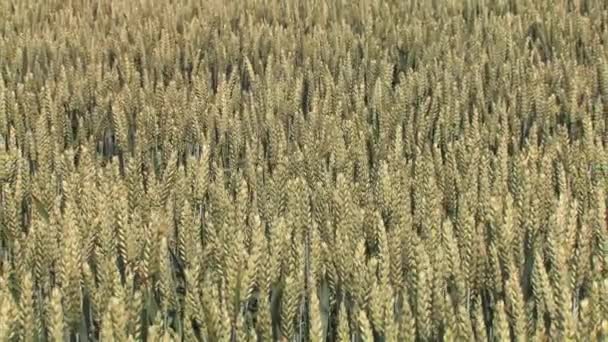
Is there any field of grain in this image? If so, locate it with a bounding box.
[0,0,608,341]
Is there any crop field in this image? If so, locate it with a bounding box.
[0,0,608,341]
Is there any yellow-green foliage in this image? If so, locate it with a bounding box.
[0,0,607,341]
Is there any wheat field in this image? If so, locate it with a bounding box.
[0,0,607,341]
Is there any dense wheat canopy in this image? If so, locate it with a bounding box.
[0,0,608,341]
